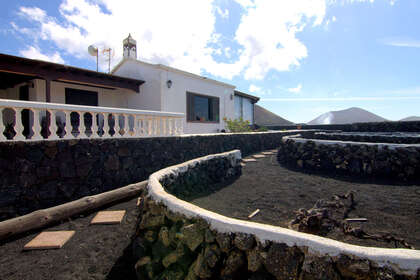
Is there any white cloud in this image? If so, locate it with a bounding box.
[249,84,261,93]
[12,0,390,80]
[382,39,420,48]
[262,96,420,102]
[20,46,65,64]
[288,84,302,93]
[215,7,229,19]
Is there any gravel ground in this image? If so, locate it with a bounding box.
[0,197,140,280]
[191,151,420,249]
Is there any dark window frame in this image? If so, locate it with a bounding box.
[186,91,220,123]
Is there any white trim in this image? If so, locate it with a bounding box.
[147,150,420,275]
[112,58,236,89]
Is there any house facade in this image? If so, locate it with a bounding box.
[0,34,259,137]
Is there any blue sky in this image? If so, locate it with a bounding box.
[1,0,419,123]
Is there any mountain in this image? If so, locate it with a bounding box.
[307,107,387,125]
[399,116,420,122]
[254,105,294,126]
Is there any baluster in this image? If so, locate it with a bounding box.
[168,118,173,136]
[48,109,59,140]
[113,114,121,137]
[121,114,131,137]
[0,108,6,141]
[137,115,146,136]
[154,117,158,136]
[63,110,73,139]
[103,113,111,138]
[78,111,88,138]
[90,112,98,138]
[179,118,184,135]
[147,117,152,136]
[31,109,42,140]
[162,117,167,136]
[124,114,131,137]
[132,115,139,137]
[14,108,25,141]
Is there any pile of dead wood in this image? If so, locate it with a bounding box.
[289,191,414,249]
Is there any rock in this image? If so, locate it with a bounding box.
[181,223,204,252]
[204,244,221,268]
[136,256,151,267]
[234,233,255,251]
[160,265,185,280]
[139,213,165,229]
[193,253,213,278]
[263,243,304,280]
[162,243,187,268]
[336,255,371,279]
[221,249,245,276]
[152,241,172,262]
[104,155,119,171]
[300,255,340,280]
[205,228,215,243]
[216,233,232,253]
[159,227,170,247]
[247,248,263,272]
[144,230,157,243]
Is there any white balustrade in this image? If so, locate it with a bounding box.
[0,99,184,141]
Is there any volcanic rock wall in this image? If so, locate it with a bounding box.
[134,150,420,280]
[0,130,308,221]
[277,136,420,181]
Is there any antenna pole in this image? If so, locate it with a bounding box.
[96,49,98,72]
[108,48,111,73]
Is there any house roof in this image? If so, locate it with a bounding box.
[0,53,144,93]
[112,58,236,89]
[234,90,260,103]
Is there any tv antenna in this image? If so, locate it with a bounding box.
[102,48,114,73]
[88,45,99,71]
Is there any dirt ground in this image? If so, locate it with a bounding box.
[191,151,420,249]
[0,197,140,280]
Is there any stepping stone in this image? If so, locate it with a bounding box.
[242,158,257,162]
[240,163,246,167]
[90,210,126,225]
[24,231,75,250]
[253,154,266,158]
[262,151,275,155]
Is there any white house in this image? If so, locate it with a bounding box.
[112,34,246,134]
[0,34,259,139]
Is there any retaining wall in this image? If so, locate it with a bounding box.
[312,132,420,144]
[0,130,309,221]
[134,150,420,280]
[268,120,420,132]
[277,135,420,181]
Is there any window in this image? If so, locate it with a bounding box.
[234,95,254,124]
[65,88,98,106]
[187,92,220,123]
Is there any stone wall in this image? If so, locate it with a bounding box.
[134,150,420,280]
[277,135,420,181]
[312,132,420,144]
[268,120,420,132]
[0,130,308,221]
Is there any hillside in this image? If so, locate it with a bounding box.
[307,107,387,125]
[254,105,293,126]
[400,116,420,122]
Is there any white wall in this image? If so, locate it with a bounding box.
[160,69,235,134]
[113,59,162,111]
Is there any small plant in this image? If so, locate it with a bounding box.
[256,126,268,132]
[223,117,252,132]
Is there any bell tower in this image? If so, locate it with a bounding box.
[123,33,137,59]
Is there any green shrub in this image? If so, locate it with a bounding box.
[223,117,252,132]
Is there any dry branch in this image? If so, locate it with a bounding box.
[248,209,260,219]
[0,181,147,241]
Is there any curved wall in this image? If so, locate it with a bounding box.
[277,135,420,181]
[134,150,420,280]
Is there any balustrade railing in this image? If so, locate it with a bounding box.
[0,99,184,141]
